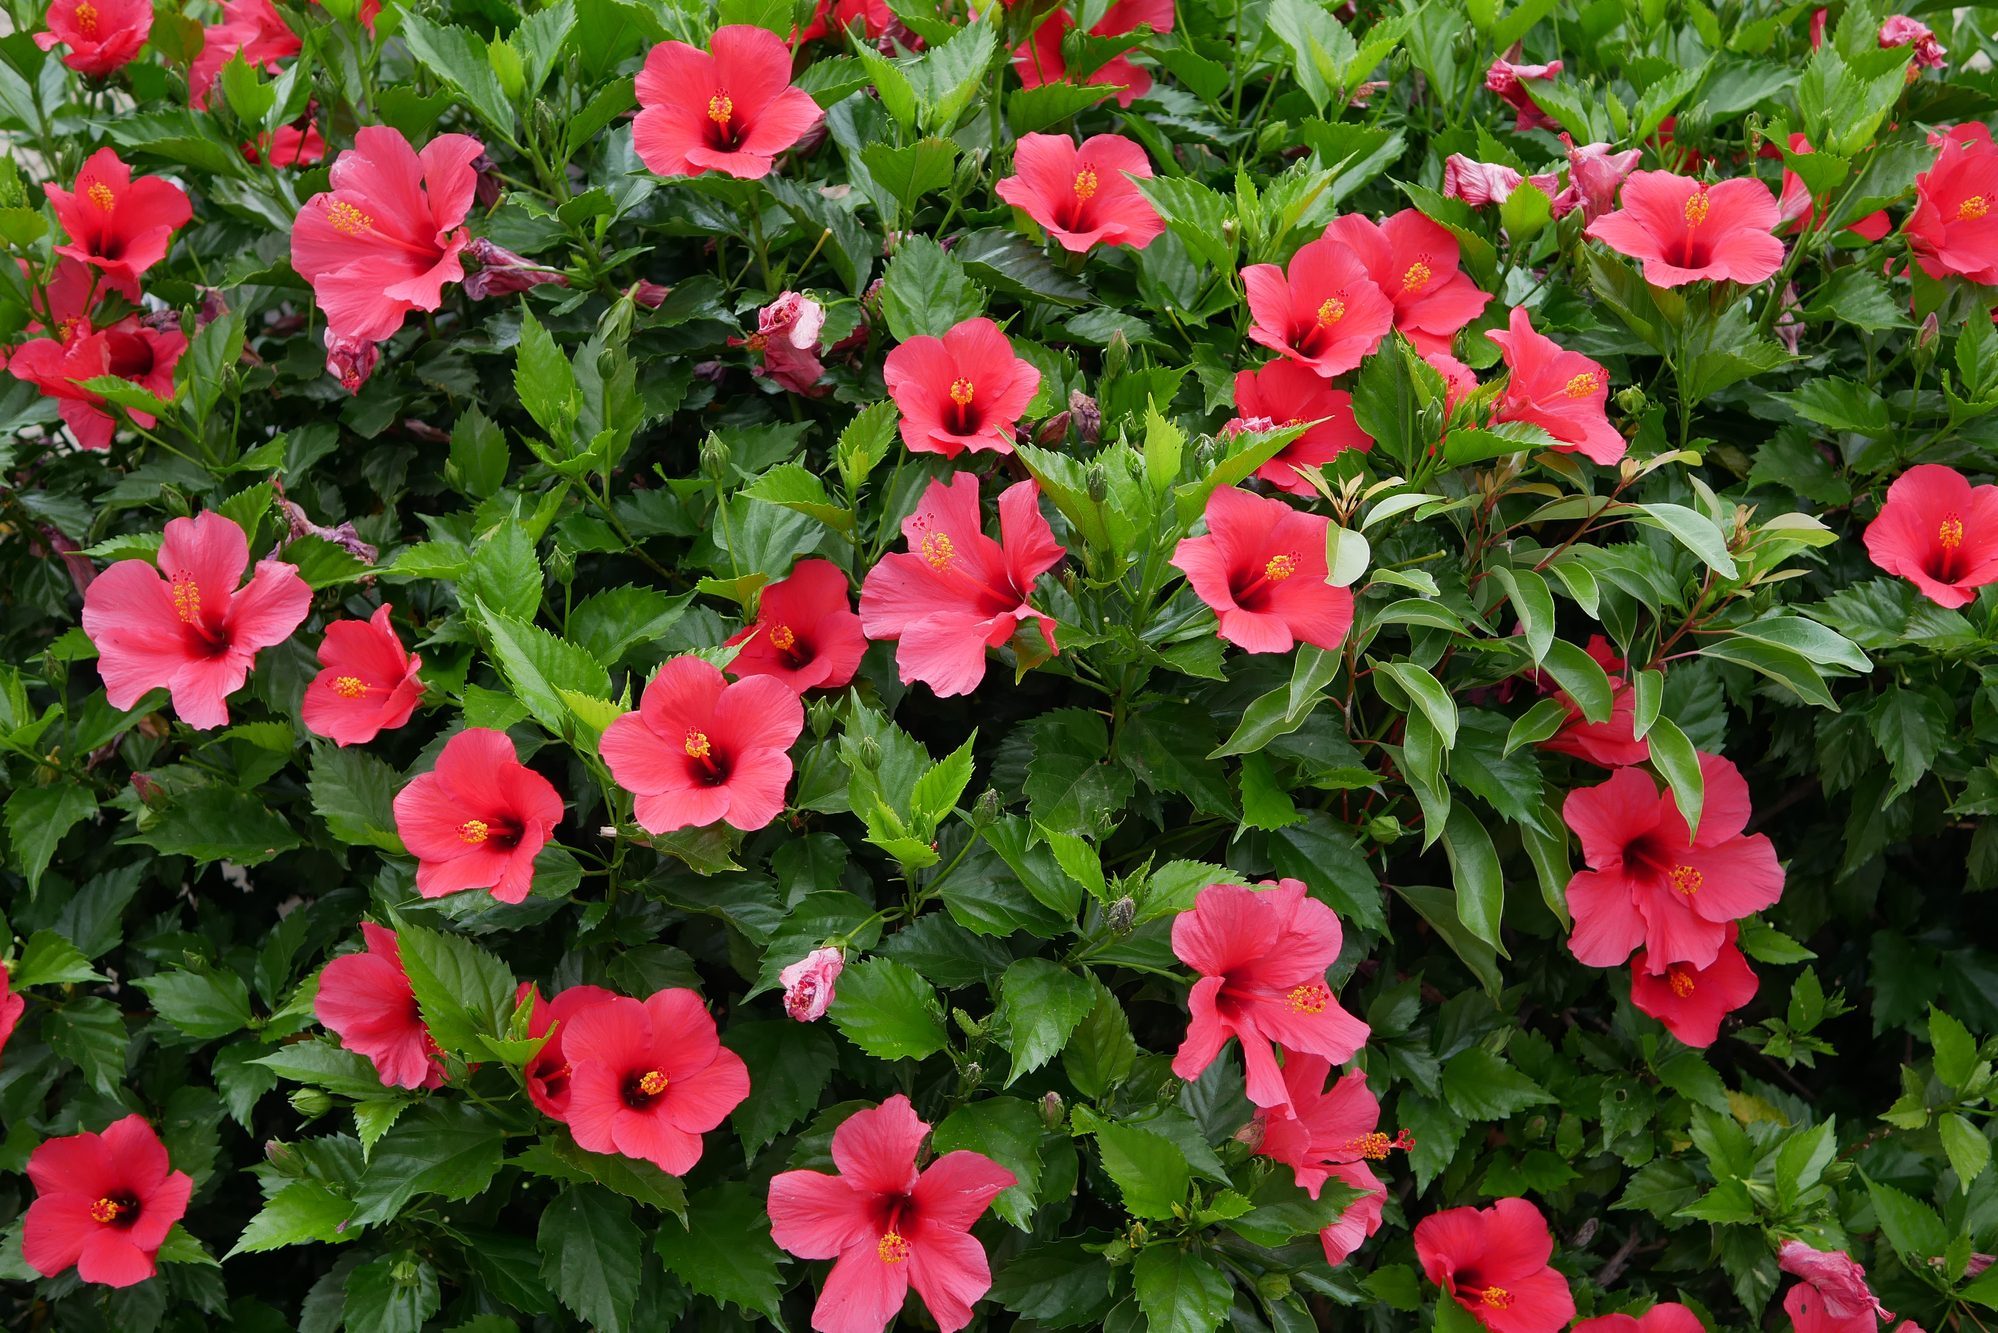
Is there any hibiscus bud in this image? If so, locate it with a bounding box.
[1103,331,1130,382]
[1258,1273,1294,1302]
[547,547,575,586]
[264,1140,301,1173]
[197,288,229,329]
[856,736,882,770]
[1086,464,1108,503]
[323,330,380,395]
[972,788,1001,827]
[462,237,570,300]
[960,1061,981,1085]
[1233,1118,1266,1151]
[699,434,731,479]
[471,152,503,209]
[1039,1091,1064,1128]
[1614,385,1648,417]
[860,278,885,322]
[1068,391,1101,444]
[1034,411,1072,446]
[130,771,165,807]
[631,280,670,309]
[952,1009,983,1038]
[1107,896,1136,935]
[1968,1253,1997,1279]
[288,1088,333,1117]
[1366,814,1402,844]
[1914,312,1941,374]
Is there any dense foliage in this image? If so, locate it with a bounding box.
[3,0,1998,1331]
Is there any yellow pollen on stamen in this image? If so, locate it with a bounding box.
[636,1069,669,1096]
[90,1198,122,1223]
[1668,968,1696,999]
[1316,295,1346,326]
[708,92,734,126]
[170,573,201,625]
[86,181,115,211]
[1073,167,1099,201]
[333,676,368,699]
[1683,187,1711,225]
[685,729,712,760]
[1958,195,1989,221]
[1264,553,1299,581]
[327,200,372,236]
[922,532,956,571]
[74,1,99,34]
[949,377,975,407]
[877,1230,911,1263]
[768,623,796,651]
[459,819,490,844]
[1481,1287,1514,1310]
[1940,514,1965,549]
[1347,1132,1394,1160]
[1286,981,1331,1014]
[1564,370,1604,398]
[1668,864,1703,895]
[1402,260,1432,292]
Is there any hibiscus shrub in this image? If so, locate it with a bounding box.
[5,0,1998,1331]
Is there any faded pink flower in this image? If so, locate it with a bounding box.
[779,947,844,1021]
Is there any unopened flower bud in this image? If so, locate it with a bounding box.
[1103,332,1130,383]
[546,547,575,586]
[1914,312,1941,373]
[1068,391,1101,444]
[959,1060,981,1084]
[1614,385,1648,417]
[323,330,380,395]
[1233,1117,1266,1152]
[471,152,503,209]
[131,772,165,807]
[699,435,731,479]
[288,1088,333,1117]
[972,788,1002,827]
[856,736,882,770]
[462,237,569,300]
[1086,464,1108,503]
[1040,1091,1064,1128]
[631,280,670,309]
[1034,411,1072,446]
[861,278,885,321]
[1107,896,1136,935]
[263,1140,299,1171]
[953,1009,984,1038]
[1366,815,1402,844]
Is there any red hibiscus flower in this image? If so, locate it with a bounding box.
[518,982,618,1119]
[1170,485,1354,655]
[45,148,191,297]
[1169,878,1370,1114]
[1777,135,1891,240]
[601,656,804,833]
[730,291,828,394]
[1584,170,1786,286]
[768,1093,1016,1333]
[1863,464,1998,607]
[1880,15,1946,68]
[634,24,824,181]
[1553,137,1642,222]
[36,0,150,78]
[23,1115,193,1289]
[1444,155,1559,209]
[301,604,426,746]
[1908,125,1998,284]
[559,989,751,1173]
[1254,1056,1405,1265]
[9,314,186,451]
[393,728,564,904]
[290,127,484,344]
[1415,1197,1577,1333]
[245,122,328,168]
[725,558,867,693]
[1232,359,1373,494]
[1563,752,1785,973]
[0,962,23,1066]
[1539,635,1648,767]
[794,0,901,46]
[80,511,310,730]
[189,0,299,109]
[995,132,1164,252]
[1572,1303,1706,1333]
[323,329,380,394]
[1485,58,1562,132]
[858,473,1066,697]
[780,947,844,1022]
[1324,209,1493,355]
[1012,0,1175,109]
[1780,1242,1895,1333]
[1486,306,1626,465]
[1630,921,1758,1047]
[884,316,1041,458]
[1243,235,1395,378]
[315,922,446,1090]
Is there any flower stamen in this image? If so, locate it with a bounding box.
[1940,513,1965,550]
[1564,370,1604,398]
[1316,295,1346,326]
[1667,864,1703,895]
[333,675,369,699]
[86,181,115,212]
[327,200,372,236]
[708,92,734,127]
[1668,967,1696,998]
[1958,194,1989,222]
[459,819,490,844]
[877,1230,911,1263]
[1073,167,1099,201]
[921,532,956,571]
[636,1069,669,1096]
[1402,259,1432,292]
[170,573,201,626]
[684,729,712,760]
[89,1197,123,1223]
[768,624,796,651]
[1286,980,1332,1013]
[74,1,99,34]
[1480,1286,1514,1310]
[949,377,975,407]
[1683,186,1710,225]
[1264,553,1299,582]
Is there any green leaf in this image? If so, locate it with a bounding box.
[124,785,300,866]
[860,138,958,213]
[47,996,129,1092]
[1077,1112,1189,1220]
[1062,978,1137,1098]
[1008,80,1117,134]
[1374,659,1457,748]
[829,958,948,1060]
[1440,806,1506,955]
[1132,1246,1233,1333]
[390,919,516,1059]
[309,746,406,852]
[347,1102,507,1227]
[10,929,104,987]
[743,462,857,534]
[1930,1006,1980,1090]
[515,309,580,441]
[653,1183,786,1322]
[1539,637,1614,724]
[1939,1112,1991,1192]
[1394,884,1502,996]
[1441,1047,1553,1118]
[345,1253,441,1333]
[474,602,611,736]
[932,1096,1047,1229]
[464,521,544,623]
[398,13,516,133]
[1646,716,1705,839]
[1864,1173,1948,1262]
[133,967,255,1039]
[723,1019,837,1157]
[450,407,510,497]
[5,784,98,894]
[1636,502,1738,578]
[879,235,982,341]
[996,958,1095,1084]
[229,1182,356,1256]
[516,1136,689,1216]
[910,732,977,830]
[539,1186,642,1333]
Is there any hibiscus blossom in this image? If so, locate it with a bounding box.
[633,24,824,180]
[1012,0,1175,108]
[1563,753,1785,973]
[1243,235,1396,378]
[1584,170,1785,287]
[1907,125,1998,285]
[1862,464,1998,608]
[189,0,300,109]
[1487,306,1626,465]
[858,474,1066,697]
[1323,209,1492,355]
[23,1116,194,1289]
[883,316,1041,458]
[45,148,191,297]
[1553,137,1642,222]
[995,133,1164,252]
[290,127,484,344]
[1779,1242,1895,1333]
[9,315,186,452]
[1879,15,1946,69]
[1254,1057,1406,1265]
[36,0,151,78]
[559,989,751,1174]
[80,511,311,730]
[518,982,618,1119]
[1170,485,1354,654]
[780,948,844,1022]
[731,291,828,394]
[301,604,425,746]
[1485,58,1562,132]
[768,1094,1016,1333]
[315,922,447,1090]
[1629,921,1759,1047]
[601,656,804,833]
[1414,1197,1577,1333]
[725,558,867,693]
[1776,135,1891,241]
[1232,359,1373,494]
[1170,878,1370,1114]
[1444,156,1558,208]
[392,727,564,904]
[0,962,23,1067]
[1572,1304,1707,1333]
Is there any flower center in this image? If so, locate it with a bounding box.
[1958,194,1989,221]
[86,181,115,211]
[1480,1287,1513,1309]
[768,623,796,651]
[1564,370,1604,398]
[1668,966,1696,998]
[333,675,368,699]
[949,377,975,407]
[1316,295,1346,326]
[636,1069,668,1096]
[1683,186,1710,225]
[877,1230,911,1263]
[1286,980,1332,1013]
[1401,259,1432,292]
[1344,1129,1416,1159]
[1073,167,1098,200]
[1940,513,1965,549]
[922,532,956,571]
[685,728,712,759]
[1668,864,1703,895]
[1264,553,1299,582]
[90,1197,125,1223]
[74,0,99,34]
[459,819,490,844]
[170,572,202,625]
[709,92,733,126]
[327,200,373,236]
